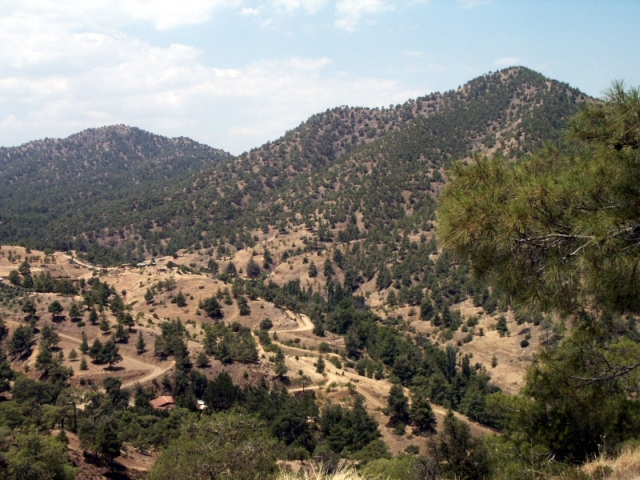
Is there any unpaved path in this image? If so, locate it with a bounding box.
[56,331,175,389]
[269,311,495,441]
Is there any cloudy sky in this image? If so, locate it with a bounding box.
[1,0,639,154]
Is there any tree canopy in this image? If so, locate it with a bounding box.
[439,82,640,317]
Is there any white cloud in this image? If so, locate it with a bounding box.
[494,56,520,67]
[0,0,424,153]
[272,0,329,14]
[288,56,333,71]
[3,0,238,31]
[335,0,395,31]
[240,7,261,15]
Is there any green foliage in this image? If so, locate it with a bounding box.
[199,296,223,319]
[315,356,326,374]
[48,300,63,318]
[423,411,491,479]
[318,395,380,455]
[9,325,34,358]
[136,331,146,354]
[203,322,258,364]
[148,413,278,480]
[386,384,410,426]
[2,431,77,479]
[439,83,640,316]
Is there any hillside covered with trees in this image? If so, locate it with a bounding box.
[4,67,638,480]
[0,67,587,266]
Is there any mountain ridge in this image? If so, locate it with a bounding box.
[0,67,589,264]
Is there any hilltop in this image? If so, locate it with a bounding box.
[0,67,587,265]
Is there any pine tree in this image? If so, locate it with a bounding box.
[68,348,78,361]
[99,315,110,334]
[196,351,209,368]
[376,263,392,290]
[386,384,410,426]
[237,296,251,316]
[115,323,129,342]
[35,341,53,372]
[308,261,318,278]
[89,308,99,325]
[102,337,123,369]
[136,332,146,355]
[79,356,88,371]
[174,291,187,307]
[48,300,63,319]
[80,331,89,354]
[144,288,154,303]
[69,302,82,320]
[316,356,326,374]
[496,315,509,337]
[410,390,437,433]
[275,349,288,378]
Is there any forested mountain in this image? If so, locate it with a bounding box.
[0,67,587,264]
[0,125,231,255]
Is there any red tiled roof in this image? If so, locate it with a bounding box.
[150,395,175,409]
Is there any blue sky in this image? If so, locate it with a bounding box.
[1,0,639,154]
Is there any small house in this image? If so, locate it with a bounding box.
[150,395,175,410]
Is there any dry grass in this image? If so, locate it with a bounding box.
[276,466,379,480]
[581,446,640,480]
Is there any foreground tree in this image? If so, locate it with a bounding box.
[439,83,640,461]
[3,431,77,479]
[420,411,490,480]
[439,82,640,317]
[148,413,278,480]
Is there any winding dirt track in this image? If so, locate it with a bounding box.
[55,331,175,389]
[270,311,495,438]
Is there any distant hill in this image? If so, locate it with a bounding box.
[0,125,231,255]
[0,67,588,265]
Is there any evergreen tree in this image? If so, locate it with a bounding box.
[308,261,318,278]
[102,338,123,369]
[424,411,490,479]
[9,325,34,358]
[196,351,209,368]
[246,258,261,278]
[386,384,410,426]
[173,291,187,307]
[18,260,31,277]
[80,331,89,354]
[237,296,251,316]
[89,308,99,325]
[96,419,122,465]
[79,357,88,371]
[316,356,326,374]
[21,298,37,319]
[99,315,110,334]
[144,288,154,303]
[69,302,82,320]
[136,331,146,355]
[496,315,509,337]
[410,390,437,433]
[275,349,288,378]
[68,348,78,361]
[8,270,21,286]
[0,346,14,392]
[199,296,223,319]
[115,323,129,342]
[376,264,392,290]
